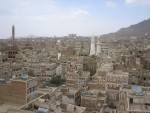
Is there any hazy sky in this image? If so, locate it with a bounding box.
[0,0,150,38]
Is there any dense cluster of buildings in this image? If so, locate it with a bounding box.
[0,25,150,113]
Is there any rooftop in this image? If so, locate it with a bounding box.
[82,90,107,99]
[122,85,150,97]
[10,77,37,82]
[97,63,113,72]
[69,89,80,94]
[108,71,129,77]
[0,101,21,112]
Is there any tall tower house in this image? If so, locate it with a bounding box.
[90,36,96,55]
[5,25,18,62]
[96,38,101,56]
[12,25,15,44]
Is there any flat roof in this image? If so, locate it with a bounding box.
[69,89,79,94]
[107,72,129,77]
[0,102,22,112]
[10,77,38,82]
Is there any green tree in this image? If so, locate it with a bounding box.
[50,76,62,86]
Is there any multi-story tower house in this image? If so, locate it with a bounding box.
[5,25,18,62]
[90,36,96,56]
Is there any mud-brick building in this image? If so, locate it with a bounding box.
[0,77,38,105]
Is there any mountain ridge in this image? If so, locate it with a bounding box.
[101,18,150,39]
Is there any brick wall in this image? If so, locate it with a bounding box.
[0,80,26,104]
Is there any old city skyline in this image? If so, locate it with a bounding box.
[1,0,150,38]
[1,0,150,113]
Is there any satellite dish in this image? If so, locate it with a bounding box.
[132,85,142,95]
[12,75,16,79]
[38,107,49,113]
[0,78,5,82]
[21,70,28,79]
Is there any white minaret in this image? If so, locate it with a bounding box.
[90,36,96,55]
[96,38,101,56]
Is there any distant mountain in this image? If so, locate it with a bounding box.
[15,35,38,39]
[101,18,150,39]
[26,34,38,38]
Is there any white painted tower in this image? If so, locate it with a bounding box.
[90,36,96,55]
[96,38,101,56]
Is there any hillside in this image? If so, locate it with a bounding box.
[101,18,150,39]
